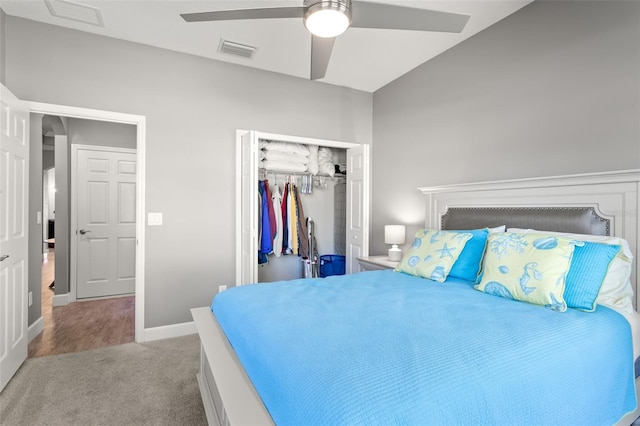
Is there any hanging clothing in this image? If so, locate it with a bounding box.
[271,183,283,257]
[258,187,267,265]
[259,181,273,254]
[289,184,298,255]
[257,178,311,263]
[281,183,289,254]
[258,187,262,251]
[263,179,277,244]
[294,185,309,259]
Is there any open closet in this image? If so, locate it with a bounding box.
[236,130,370,286]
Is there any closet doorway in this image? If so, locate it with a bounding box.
[236,130,370,286]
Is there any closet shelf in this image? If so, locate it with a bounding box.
[259,170,346,179]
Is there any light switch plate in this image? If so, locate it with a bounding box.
[148,212,163,226]
[36,211,42,224]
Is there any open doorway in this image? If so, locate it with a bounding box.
[28,116,137,358]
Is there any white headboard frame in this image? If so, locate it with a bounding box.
[418,169,640,309]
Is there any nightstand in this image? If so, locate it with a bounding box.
[357,255,399,271]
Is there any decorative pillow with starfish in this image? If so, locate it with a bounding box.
[395,230,474,282]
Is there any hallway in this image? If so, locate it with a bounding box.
[28,249,135,358]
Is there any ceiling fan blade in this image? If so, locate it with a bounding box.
[181,7,305,23]
[350,1,470,33]
[310,36,335,80]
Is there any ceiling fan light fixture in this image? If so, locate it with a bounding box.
[304,1,351,38]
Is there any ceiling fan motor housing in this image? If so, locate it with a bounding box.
[304,0,352,38]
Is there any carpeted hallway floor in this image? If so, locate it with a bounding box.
[0,334,207,426]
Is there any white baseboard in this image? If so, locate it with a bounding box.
[52,293,70,306]
[142,321,197,342]
[28,316,44,342]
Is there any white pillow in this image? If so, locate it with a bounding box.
[263,150,309,164]
[489,225,506,233]
[318,147,334,177]
[508,228,634,313]
[259,141,310,156]
[307,145,319,175]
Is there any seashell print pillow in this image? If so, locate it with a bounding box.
[395,230,473,282]
[475,232,577,312]
[509,228,633,314]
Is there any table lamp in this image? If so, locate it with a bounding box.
[385,225,406,262]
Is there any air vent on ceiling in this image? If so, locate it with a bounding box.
[45,0,104,27]
[218,39,256,59]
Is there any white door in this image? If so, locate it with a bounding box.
[236,131,258,285]
[0,84,29,391]
[74,147,136,299]
[346,145,369,273]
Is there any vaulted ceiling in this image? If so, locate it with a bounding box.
[1,0,532,92]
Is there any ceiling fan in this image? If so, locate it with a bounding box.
[181,1,470,80]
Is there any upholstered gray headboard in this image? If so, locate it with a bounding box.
[441,207,609,236]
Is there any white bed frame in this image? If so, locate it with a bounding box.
[193,169,640,426]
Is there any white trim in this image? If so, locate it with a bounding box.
[27,101,146,343]
[249,130,360,149]
[419,169,640,194]
[70,144,137,304]
[143,321,197,342]
[235,130,244,288]
[52,292,70,306]
[28,316,44,342]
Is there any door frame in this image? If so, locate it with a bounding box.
[70,144,137,302]
[235,129,370,285]
[28,102,146,342]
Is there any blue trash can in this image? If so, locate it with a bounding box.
[319,255,346,277]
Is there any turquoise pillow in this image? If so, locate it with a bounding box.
[564,242,620,311]
[448,228,489,282]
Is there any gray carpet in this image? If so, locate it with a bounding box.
[0,334,207,426]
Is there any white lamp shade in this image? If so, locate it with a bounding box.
[384,225,406,245]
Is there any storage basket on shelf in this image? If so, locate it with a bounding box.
[319,255,345,277]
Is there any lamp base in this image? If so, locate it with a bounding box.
[388,245,402,262]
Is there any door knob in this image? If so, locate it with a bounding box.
[0,255,9,261]
[79,229,91,235]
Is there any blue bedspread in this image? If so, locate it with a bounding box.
[212,270,636,425]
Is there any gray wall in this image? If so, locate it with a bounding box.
[4,16,373,328]
[54,135,69,298]
[28,114,43,325]
[68,118,136,149]
[371,0,640,255]
[43,149,54,170]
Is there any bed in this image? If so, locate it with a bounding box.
[192,169,640,425]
